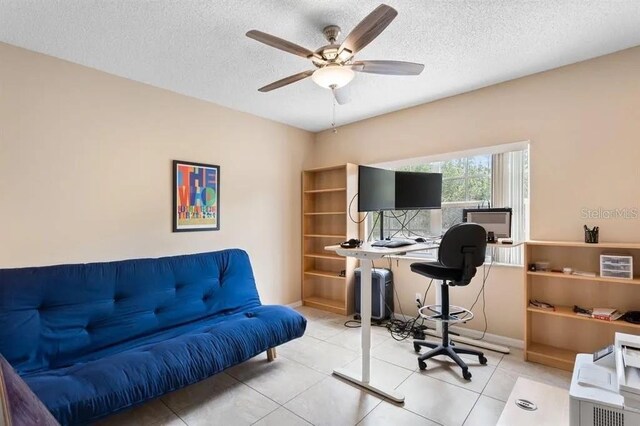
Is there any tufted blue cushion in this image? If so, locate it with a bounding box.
[0,249,306,425]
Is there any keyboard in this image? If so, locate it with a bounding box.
[371,239,417,248]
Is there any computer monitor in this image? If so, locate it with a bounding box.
[395,171,442,210]
[463,208,513,238]
[358,166,395,212]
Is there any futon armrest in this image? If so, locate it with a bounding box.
[0,354,59,426]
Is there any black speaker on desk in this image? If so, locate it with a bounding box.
[354,268,393,321]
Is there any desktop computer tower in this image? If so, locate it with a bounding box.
[354,268,393,321]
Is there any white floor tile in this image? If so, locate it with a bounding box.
[303,317,348,340]
[295,306,339,320]
[278,337,359,375]
[498,348,572,389]
[154,417,188,426]
[324,318,391,337]
[418,357,496,394]
[161,373,237,412]
[95,399,175,426]
[371,338,421,371]
[226,354,325,404]
[279,334,323,353]
[285,376,382,426]
[326,326,391,352]
[397,373,479,426]
[102,325,571,426]
[463,395,506,426]
[173,380,278,426]
[357,401,440,426]
[482,368,519,402]
[252,407,311,426]
[455,345,504,367]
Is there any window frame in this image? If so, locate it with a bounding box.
[365,141,530,264]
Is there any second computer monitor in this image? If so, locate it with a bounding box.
[358,166,396,212]
[395,171,443,210]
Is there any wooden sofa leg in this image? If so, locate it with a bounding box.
[266,347,277,362]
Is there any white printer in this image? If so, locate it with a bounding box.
[570,332,640,425]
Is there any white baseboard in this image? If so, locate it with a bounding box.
[448,325,524,350]
[287,300,303,308]
[392,312,524,350]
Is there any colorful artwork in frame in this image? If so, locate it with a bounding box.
[173,160,220,232]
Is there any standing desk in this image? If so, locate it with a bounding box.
[325,242,438,403]
[325,240,522,402]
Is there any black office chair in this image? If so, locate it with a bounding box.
[412,223,488,380]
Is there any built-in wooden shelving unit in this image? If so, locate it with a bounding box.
[301,164,359,315]
[524,240,640,371]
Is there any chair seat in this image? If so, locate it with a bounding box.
[410,262,463,282]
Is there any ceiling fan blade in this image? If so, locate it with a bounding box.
[351,60,424,75]
[339,4,398,56]
[333,86,351,105]
[258,70,315,92]
[247,30,319,60]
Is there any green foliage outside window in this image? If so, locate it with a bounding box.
[369,155,492,239]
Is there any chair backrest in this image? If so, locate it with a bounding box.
[438,223,487,285]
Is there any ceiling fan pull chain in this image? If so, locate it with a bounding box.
[331,88,338,133]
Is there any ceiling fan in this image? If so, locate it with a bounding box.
[246,4,424,105]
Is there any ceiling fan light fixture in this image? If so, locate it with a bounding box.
[312,65,355,89]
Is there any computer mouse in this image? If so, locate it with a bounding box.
[414,237,427,243]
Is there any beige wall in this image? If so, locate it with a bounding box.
[314,47,640,340]
[3,41,639,341]
[0,42,314,306]
[383,258,524,341]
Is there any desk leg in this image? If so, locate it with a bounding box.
[361,258,372,382]
[332,258,405,403]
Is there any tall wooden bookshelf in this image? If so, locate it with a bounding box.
[302,164,359,315]
[524,240,640,371]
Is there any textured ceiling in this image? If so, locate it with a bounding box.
[1,1,640,132]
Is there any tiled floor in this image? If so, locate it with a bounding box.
[97,306,572,426]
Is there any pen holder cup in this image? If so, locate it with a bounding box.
[585,229,599,244]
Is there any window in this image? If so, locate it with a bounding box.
[366,146,529,264]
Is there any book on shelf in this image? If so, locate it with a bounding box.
[592,308,617,316]
[591,308,624,321]
[529,300,555,311]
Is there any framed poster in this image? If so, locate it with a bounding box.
[173,160,220,232]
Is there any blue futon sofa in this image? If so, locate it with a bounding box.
[0,249,306,425]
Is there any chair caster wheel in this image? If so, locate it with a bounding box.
[418,360,427,370]
[413,343,421,353]
[462,369,472,380]
[479,355,488,365]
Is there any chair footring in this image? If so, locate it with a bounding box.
[418,304,474,323]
